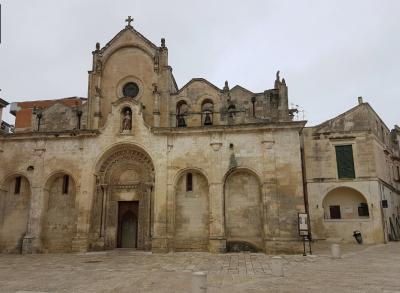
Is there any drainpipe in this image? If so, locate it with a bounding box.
[379,181,388,243]
[299,128,311,239]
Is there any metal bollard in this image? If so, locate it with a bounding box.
[192,271,207,293]
[331,243,341,259]
[271,256,284,277]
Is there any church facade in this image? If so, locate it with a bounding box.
[0,20,306,254]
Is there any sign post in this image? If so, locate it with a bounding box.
[298,213,311,256]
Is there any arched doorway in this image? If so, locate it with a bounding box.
[118,210,138,248]
[0,174,31,253]
[174,170,209,251]
[41,173,77,253]
[224,169,263,252]
[90,145,154,250]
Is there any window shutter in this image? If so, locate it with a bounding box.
[335,145,355,179]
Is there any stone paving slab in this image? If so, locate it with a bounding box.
[0,242,399,292]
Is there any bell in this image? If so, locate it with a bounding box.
[177,115,186,127]
[204,112,212,125]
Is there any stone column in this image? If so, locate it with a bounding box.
[261,132,280,252]
[151,159,169,252]
[208,182,226,253]
[22,148,46,253]
[165,181,175,251]
[72,157,97,252]
[208,133,226,253]
[22,186,46,253]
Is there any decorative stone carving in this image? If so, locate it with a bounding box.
[122,110,132,131]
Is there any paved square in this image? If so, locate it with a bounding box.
[0,243,399,292]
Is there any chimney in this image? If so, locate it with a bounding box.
[358,96,363,105]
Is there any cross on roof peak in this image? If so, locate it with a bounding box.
[125,16,133,27]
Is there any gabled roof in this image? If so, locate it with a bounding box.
[177,78,222,94]
[100,25,158,54]
[313,102,390,132]
[230,85,254,95]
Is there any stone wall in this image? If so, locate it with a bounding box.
[174,171,209,251]
[41,174,77,252]
[225,170,263,250]
[0,175,30,252]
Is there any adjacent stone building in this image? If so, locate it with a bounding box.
[303,98,400,244]
[0,20,306,254]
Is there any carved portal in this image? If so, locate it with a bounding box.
[91,147,154,250]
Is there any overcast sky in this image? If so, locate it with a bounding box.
[0,0,399,127]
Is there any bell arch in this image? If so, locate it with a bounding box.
[224,168,263,252]
[90,144,155,251]
[201,99,214,126]
[41,172,78,252]
[0,174,31,253]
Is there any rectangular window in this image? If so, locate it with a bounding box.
[329,205,341,219]
[358,203,369,217]
[62,175,69,194]
[14,176,22,194]
[186,173,193,192]
[335,145,356,179]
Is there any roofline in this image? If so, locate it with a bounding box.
[177,78,222,94]
[313,101,393,131]
[99,25,158,54]
[13,96,87,104]
[0,98,9,107]
[230,85,254,95]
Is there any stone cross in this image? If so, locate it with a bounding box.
[125,16,133,27]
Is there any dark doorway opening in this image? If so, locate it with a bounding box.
[329,205,341,219]
[117,201,139,248]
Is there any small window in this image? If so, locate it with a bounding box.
[14,176,22,194]
[329,205,341,219]
[335,145,355,179]
[186,173,193,192]
[62,175,69,194]
[358,203,369,217]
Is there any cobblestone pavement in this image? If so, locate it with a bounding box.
[0,242,400,293]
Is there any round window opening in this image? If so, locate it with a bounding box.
[122,82,139,98]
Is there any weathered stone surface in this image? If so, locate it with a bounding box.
[0,22,306,255]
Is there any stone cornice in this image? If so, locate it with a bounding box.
[152,121,306,135]
[0,129,99,141]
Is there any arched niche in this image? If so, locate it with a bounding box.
[174,170,209,251]
[224,169,263,252]
[41,172,77,253]
[90,145,154,251]
[322,187,369,220]
[0,174,31,253]
[120,106,132,132]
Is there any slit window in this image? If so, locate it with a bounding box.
[186,173,193,192]
[62,175,69,194]
[14,176,22,194]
